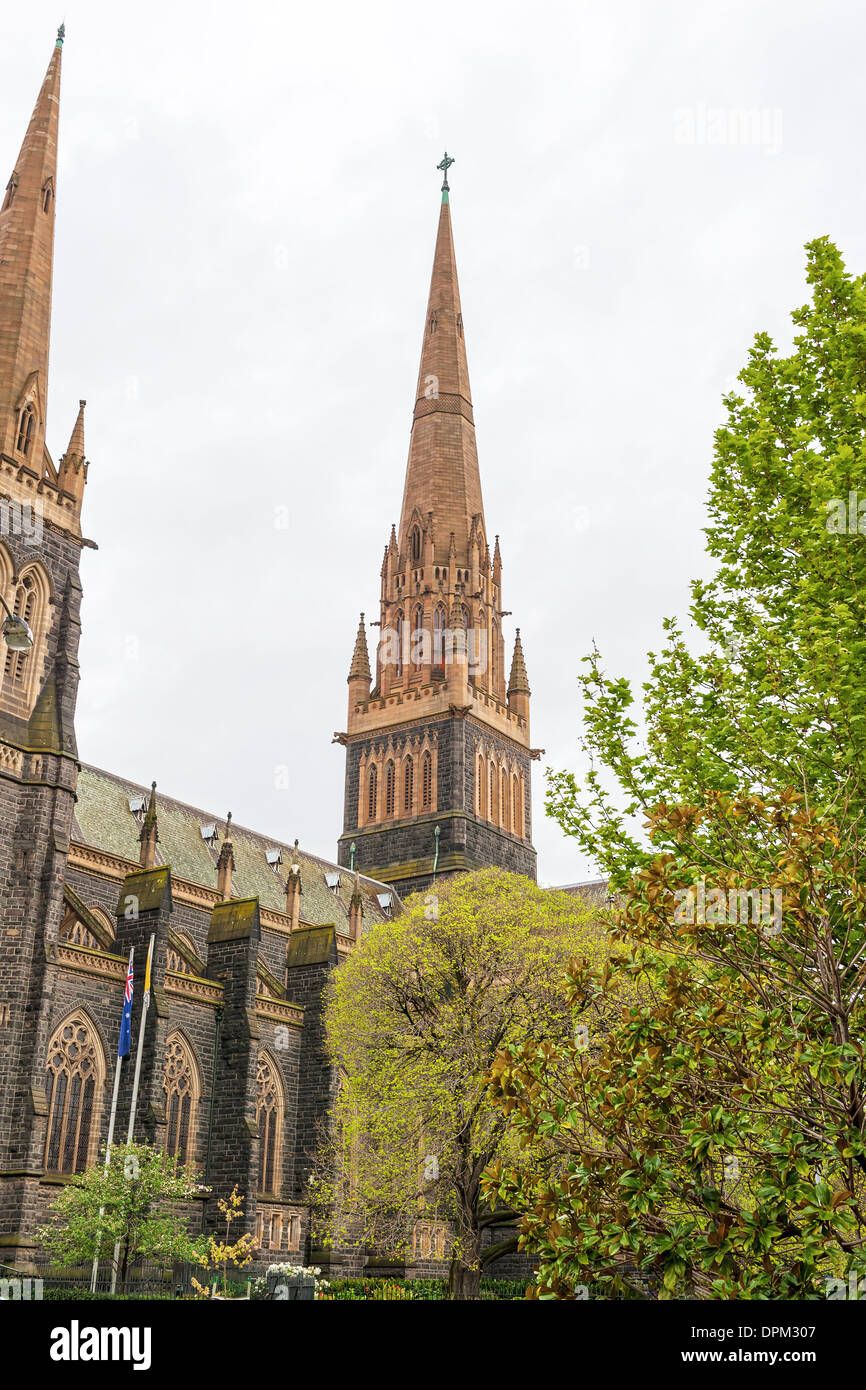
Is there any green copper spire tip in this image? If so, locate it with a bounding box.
[56,22,65,47]
[436,150,455,196]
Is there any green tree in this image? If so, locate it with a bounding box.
[486,793,866,1298]
[485,239,866,1299]
[39,1141,203,1294]
[311,868,601,1300]
[548,237,866,887]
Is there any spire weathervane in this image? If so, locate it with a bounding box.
[56,23,65,47]
[436,151,455,193]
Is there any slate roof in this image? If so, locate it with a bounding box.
[552,878,612,910]
[71,764,399,931]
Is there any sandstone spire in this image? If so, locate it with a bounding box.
[397,187,484,561]
[0,32,63,469]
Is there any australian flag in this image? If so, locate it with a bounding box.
[118,953,134,1058]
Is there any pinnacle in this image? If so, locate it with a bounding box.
[508,629,531,696]
[60,399,85,464]
[348,613,371,683]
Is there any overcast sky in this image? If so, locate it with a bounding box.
[2,0,864,885]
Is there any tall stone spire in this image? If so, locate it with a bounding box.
[337,166,537,897]
[398,181,484,558]
[0,33,63,469]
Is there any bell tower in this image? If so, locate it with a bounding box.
[0,29,92,1217]
[337,160,537,897]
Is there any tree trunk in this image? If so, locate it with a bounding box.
[448,1255,482,1300]
[448,1202,482,1300]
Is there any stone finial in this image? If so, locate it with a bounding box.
[285,844,302,932]
[216,812,235,901]
[349,869,364,943]
[139,781,159,870]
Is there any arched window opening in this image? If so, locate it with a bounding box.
[433,605,446,672]
[367,764,378,822]
[42,179,54,213]
[256,1053,284,1196]
[16,405,35,456]
[513,774,522,837]
[411,526,422,562]
[44,1013,105,1174]
[476,754,486,817]
[3,565,49,704]
[492,620,499,691]
[394,610,404,678]
[385,760,395,817]
[403,758,414,814]
[501,768,509,831]
[421,751,432,809]
[163,1033,199,1165]
[489,761,498,823]
[411,605,424,670]
[3,573,36,685]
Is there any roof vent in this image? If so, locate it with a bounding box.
[377,892,393,916]
[200,823,219,844]
[128,795,146,815]
[266,848,282,868]
[325,872,342,892]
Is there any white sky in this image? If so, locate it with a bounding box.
[2,0,864,885]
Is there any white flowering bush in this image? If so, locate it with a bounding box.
[251,1263,330,1299]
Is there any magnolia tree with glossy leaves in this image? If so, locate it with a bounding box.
[310,867,602,1300]
[484,238,866,1299]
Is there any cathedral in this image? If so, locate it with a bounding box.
[0,33,536,1273]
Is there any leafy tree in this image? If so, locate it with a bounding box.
[548,237,866,887]
[486,793,866,1298]
[39,1141,203,1293]
[486,239,866,1298]
[192,1185,257,1298]
[311,868,601,1299]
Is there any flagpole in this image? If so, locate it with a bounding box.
[111,932,154,1296]
[90,946,134,1294]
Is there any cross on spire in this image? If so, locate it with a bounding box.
[437,151,455,193]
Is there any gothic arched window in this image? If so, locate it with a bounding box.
[15,405,35,456]
[163,1032,200,1165]
[476,754,486,817]
[367,763,378,822]
[411,526,422,561]
[489,761,498,822]
[513,773,522,837]
[2,563,50,709]
[501,768,509,831]
[433,605,446,672]
[394,610,404,678]
[256,1052,285,1196]
[44,1013,105,1174]
[385,760,395,817]
[421,751,433,809]
[411,605,424,670]
[403,757,414,814]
